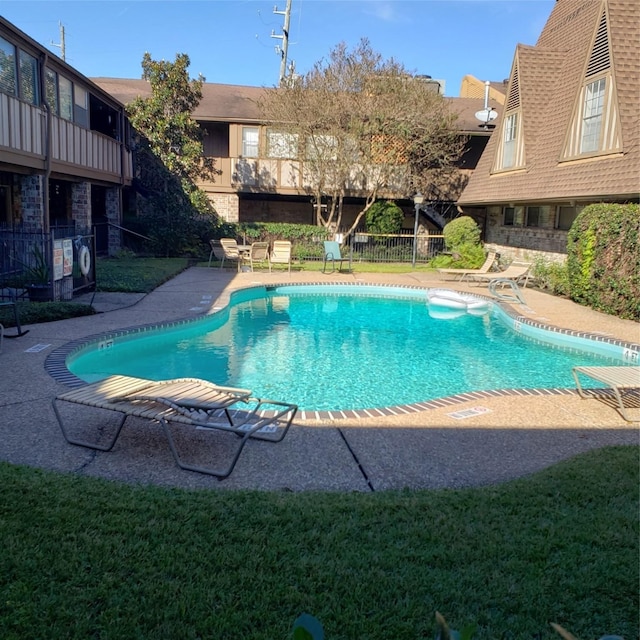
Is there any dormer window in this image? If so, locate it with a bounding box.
[502,113,519,169]
[493,57,525,172]
[580,78,605,153]
[560,6,621,160]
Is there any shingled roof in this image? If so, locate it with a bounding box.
[92,77,265,122]
[458,0,639,206]
[92,77,495,134]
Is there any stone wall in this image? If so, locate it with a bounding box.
[20,175,44,227]
[71,182,91,232]
[105,187,121,255]
[485,205,568,263]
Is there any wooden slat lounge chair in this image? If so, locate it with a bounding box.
[437,251,497,281]
[53,375,298,479]
[572,366,640,422]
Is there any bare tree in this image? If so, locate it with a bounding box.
[258,39,465,234]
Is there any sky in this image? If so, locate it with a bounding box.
[1,0,555,97]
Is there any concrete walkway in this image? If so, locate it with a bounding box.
[0,266,637,492]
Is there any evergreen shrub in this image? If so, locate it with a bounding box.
[567,203,639,320]
[364,200,404,235]
[431,216,485,269]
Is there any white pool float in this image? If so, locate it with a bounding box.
[427,289,490,316]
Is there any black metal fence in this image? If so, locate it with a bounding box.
[0,228,95,301]
[283,229,446,265]
[346,229,445,264]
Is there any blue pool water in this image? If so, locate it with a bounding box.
[67,285,626,411]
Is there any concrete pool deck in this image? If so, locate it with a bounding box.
[0,266,638,492]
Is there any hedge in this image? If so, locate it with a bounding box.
[566,203,639,321]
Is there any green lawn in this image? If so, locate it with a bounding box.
[0,446,637,639]
[0,257,190,328]
[96,256,191,292]
[0,256,434,328]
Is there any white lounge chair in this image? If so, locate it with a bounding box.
[437,251,497,281]
[208,240,225,267]
[270,240,292,274]
[469,262,532,287]
[242,241,270,271]
[53,375,298,478]
[572,366,640,422]
[219,238,243,271]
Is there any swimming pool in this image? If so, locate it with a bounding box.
[65,284,637,413]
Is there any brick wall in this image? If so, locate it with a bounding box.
[240,199,314,224]
[208,192,239,223]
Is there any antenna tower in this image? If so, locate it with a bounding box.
[271,0,292,85]
[51,22,66,61]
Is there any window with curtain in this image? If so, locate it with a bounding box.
[242,127,259,157]
[267,130,298,159]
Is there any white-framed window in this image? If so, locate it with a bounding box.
[580,78,605,153]
[0,36,16,96]
[503,206,515,226]
[242,127,259,158]
[502,113,518,169]
[266,130,298,159]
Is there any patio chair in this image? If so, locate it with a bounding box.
[322,240,349,274]
[468,262,532,287]
[242,241,270,271]
[219,238,242,271]
[52,375,298,479]
[269,240,292,274]
[207,240,226,268]
[437,251,497,281]
[572,366,640,422]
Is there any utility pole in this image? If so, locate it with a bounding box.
[51,21,66,61]
[271,0,292,86]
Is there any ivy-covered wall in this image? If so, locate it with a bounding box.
[567,203,639,321]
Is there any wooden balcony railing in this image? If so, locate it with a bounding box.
[0,93,132,183]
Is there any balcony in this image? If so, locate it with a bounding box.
[0,93,132,184]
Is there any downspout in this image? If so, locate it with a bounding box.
[41,52,52,235]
